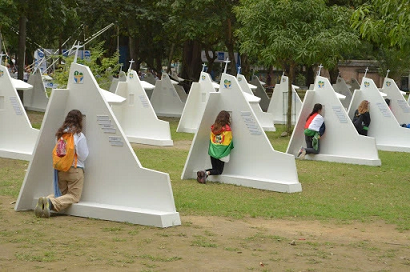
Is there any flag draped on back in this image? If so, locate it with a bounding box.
[208,125,234,159]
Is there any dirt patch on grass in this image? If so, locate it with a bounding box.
[1,195,409,271]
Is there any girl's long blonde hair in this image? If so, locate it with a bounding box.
[358,100,369,114]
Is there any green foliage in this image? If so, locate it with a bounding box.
[351,0,410,51]
[235,0,359,69]
[53,42,120,89]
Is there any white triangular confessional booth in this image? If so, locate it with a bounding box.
[287,76,380,166]
[23,71,49,112]
[0,65,39,160]
[150,73,186,117]
[177,72,218,133]
[111,70,173,146]
[348,77,410,152]
[237,74,275,131]
[182,73,301,193]
[332,76,352,110]
[15,63,181,227]
[108,71,126,93]
[350,78,361,93]
[267,76,303,125]
[250,75,270,112]
[381,77,410,125]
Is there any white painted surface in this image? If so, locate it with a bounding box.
[348,77,410,152]
[108,71,126,93]
[111,70,173,146]
[150,73,185,117]
[0,65,39,160]
[381,77,410,125]
[182,73,301,193]
[332,76,352,110]
[287,76,380,166]
[15,63,180,227]
[250,75,270,112]
[177,72,217,133]
[24,71,49,112]
[237,74,276,131]
[267,76,303,125]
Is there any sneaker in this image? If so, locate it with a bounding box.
[34,197,44,217]
[42,198,51,218]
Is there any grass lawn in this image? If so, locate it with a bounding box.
[2,114,410,230]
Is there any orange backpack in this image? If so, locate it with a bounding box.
[52,133,77,171]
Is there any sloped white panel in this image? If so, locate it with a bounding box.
[287,76,380,166]
[111,70,173,146]
[177,72,218,133]
[267,76,303,125]
[182,73,301,193]
[0,65,39,160]
[348,77,410,152]
[150,73,185,117]
[15,63,180,227]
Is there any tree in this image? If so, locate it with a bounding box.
[235,0,359,134]
[351,0,410,51]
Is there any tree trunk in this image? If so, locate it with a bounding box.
[287,62,296,135]
[240,53,250,80]
[328,65,339,84]
[166,43,176,74]
[225,18,236,74]
[128,36,139,70]
[181,40,202,82]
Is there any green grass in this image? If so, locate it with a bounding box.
[3,115,410,231]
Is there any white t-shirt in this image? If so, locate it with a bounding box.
[73,132,89,168]
[308,114,324,131]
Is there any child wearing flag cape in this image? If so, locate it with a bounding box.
[197,110,234,184]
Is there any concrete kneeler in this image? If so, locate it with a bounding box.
[287,75,381,166]
[111,69,173,146]
[182,72,301,193]
[15,62,181,227]
[0,64,39,161]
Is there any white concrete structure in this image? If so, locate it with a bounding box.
[350,78,361,93]
[287,76,381,166]
[111,69,173,146]
[23,71,49,112]
[150,73,186,117]
[332,76,352,110]
[267,76,303,125]
[237,74,276,131]
[348,77,410,153]
[0,65,39,161]
[250,75,270,112]
[182,73,301,193]
[381,77,410,126]
[108,71,126,93]
[177,72,218,133]
[15,63,181,228]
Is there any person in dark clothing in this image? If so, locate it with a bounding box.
[352,100,371,136]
